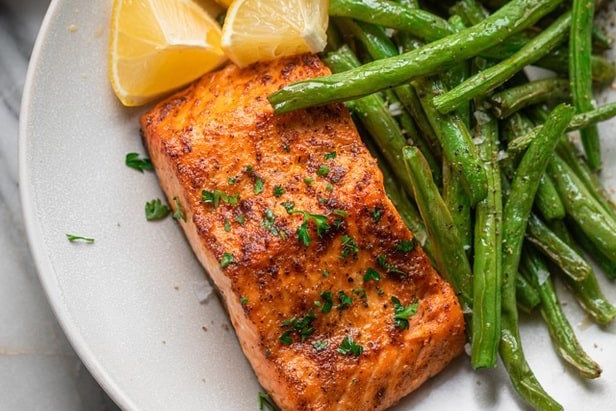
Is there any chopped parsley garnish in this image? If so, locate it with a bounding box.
[326,183,334,192]
[332,218,344,229]
[244,165,254,173]
[224,218,231,232]
[324,151,337,160]
[240,296,248,305]
[254,177,265,194]
[312,340,328,352]
[303,177,314,185]
[281,201,295,214]
[372,208,382,223]
[172,197,186,222]
[65,234,94,244]
[377,255,406,275]
[283,145,291,152]
[317,165,330,177]
[234,215,246,224]
[145,199,170,221]
[396,239,416,253]
[273,185,285,197]
[279,311,316,345]
[363,268,381,283]
[125,152,152,172]
[322,270,329,278]
[337,291,352,310]
[319,197,328,204]
[261,209,286,239]
[258,392,281,411]
[201,189,239,207]
[333,209,348,217]
[338,336,363,356]
[353,287,368,303]
[220,252,235,269]
[391,296,419,330]
[228,177,237,185]
[294,212,330,246]
[341,235,359,259]
[319,291,334,313]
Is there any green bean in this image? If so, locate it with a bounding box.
[501,113,566,221]
[268,0,566,114]
[443,160,473,252]
[521,247,602,379]
[323,47,413,197]
[516,273,542,314]
[470,107,502,369]
[567,219,616,281]
[402,146,473,309]
[525,213,592,282]
[414,78,488,205]
[592,23,612,50]
[433,12,570,114]
[547,155,616,263]
[329,0,452,42]
[362,133,436,263]
[333,19,443,178]
[507,102,616,158]
[571,0,601,170]
[550,219,616,325]
[555,139,616,221]
[500,104,573,411]
[490,78,570,119]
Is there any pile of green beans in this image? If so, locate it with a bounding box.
[268,0,616,410]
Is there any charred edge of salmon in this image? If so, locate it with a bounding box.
[140,54,466,411]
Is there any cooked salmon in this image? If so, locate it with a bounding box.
[140,54,465,411]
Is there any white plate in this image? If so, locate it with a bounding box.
[19,1,616,410]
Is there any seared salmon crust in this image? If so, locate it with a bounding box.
[140,54,465,411]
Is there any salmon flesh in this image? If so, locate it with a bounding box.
[140,54,465,411]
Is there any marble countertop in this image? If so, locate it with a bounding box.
[0,0,119,409]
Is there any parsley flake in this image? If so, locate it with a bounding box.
[281,201,295,214]
[303,177,314,185]
[224,218,231,232]
[172,197,186,222]
[337,291,352,310]
[312,340,328,352]
[322,270,330,278]
[228,177,237,185]
[341,235,359,259]
[317,165,330,177]
[254,177,264,195]
[65,234,94,244]
[320,291,334,313]
[261,209,286,239]
[201,190,239,207]
[273,185,285,197]
[279,311,316,345]
[396,239,416,253]
[145,199,170,221]
[391,296,419,330]
[258,392,281,411]
[338,336,363,356]
[234,215,246,224]
[125,152,152,172]
[324,151,337,160]
[363,268,381,283]
[220,252,235,269]
[377,255,406,275]
[240,296,248,305]
[333,209,348,217]
[372,208,382,223]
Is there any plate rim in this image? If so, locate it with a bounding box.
[18,1,136,409]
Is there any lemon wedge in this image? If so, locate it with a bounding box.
[220,0,329,68]
[109,0,227,106]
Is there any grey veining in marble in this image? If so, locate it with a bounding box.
[0,0,120,409]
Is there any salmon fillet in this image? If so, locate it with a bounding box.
[140,54,465,411]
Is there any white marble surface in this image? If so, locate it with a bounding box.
[0,0,120,409]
